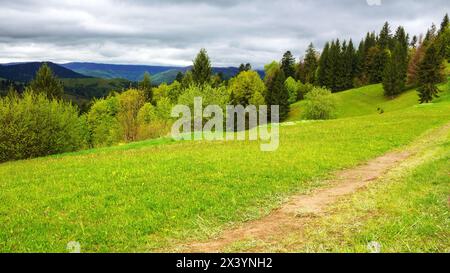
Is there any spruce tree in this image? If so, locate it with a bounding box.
[265,68,289,121]
[383,43,407,98]
[139,72,153,103]
[175,72,184,82]
[29,63,64,99]
[378,22,393,50]
[192,48,212,86]
[439,13,449,35]
[417,43,445,103]
[280,51,296,79]
[303,43,318,84]
[317,42,330,87]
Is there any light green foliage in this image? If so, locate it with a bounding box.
[263,61,280,83]
[303,87,337,120]
[137,98,173,139]
[0,92,87,162]
[153,81,183,104]
[177,84,230,110]
[228,70,266,106]
[284,77,301,104]
[87,95,121,147]
[117,89,145,142]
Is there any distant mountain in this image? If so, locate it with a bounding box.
[62,62,264,84]
[0,62,90,83]
[61,62,180,82]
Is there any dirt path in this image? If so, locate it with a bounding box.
[180,123,450,253]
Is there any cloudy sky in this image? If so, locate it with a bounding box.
[0,0,448,68]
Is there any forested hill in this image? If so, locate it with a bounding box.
[0,62,90,82]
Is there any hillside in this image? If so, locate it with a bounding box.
[61,77,133,99]
[0,62,89,83]
[61,62,179,82]
[1,77,449,252]
[288,79,450,121]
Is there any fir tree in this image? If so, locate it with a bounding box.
[175,72,184,82]
[29,63,64,99]
[265,68,289,121]
[192,48,212,86]
[280,51,296,79]
[317,42,330,87]
[417,43,445,103]
[439,13,449,35]
[383,43,407,98]
[139,72,153,103]
[378,22,393,50]
[303,43,318,84]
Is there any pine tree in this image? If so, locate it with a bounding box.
[29,63,64,99]
[439,13,449,35]
[342,39,357,90]
[139,72,153,103]
[280,51,296,79]
[317,42,330,87]
[417,43,445,103]
[327,39,342,91]
[383,43,407,98]
[303,43,318,84]
[175,72,184,82]
[192,48,212,86]
[378,22,393,50]
[265,68,289,121]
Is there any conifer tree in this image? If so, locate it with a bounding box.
[383,43,407,98]
[417,43,445,103]
[439,13,449,35]
[192,48,212,86]
[378,22,393,50]
[280,51,296,79]
[303,43,318,84]
[29,63,64,99]
[139,72,153,103]
[265,68,289,121]
[317,42,330,87]
[175,72,184,83]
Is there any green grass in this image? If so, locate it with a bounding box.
[288,81,448,121]
[1,79,450,252]
[259,130,450,253]
[1,93,450,252]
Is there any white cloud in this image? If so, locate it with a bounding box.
[0,0,448,68]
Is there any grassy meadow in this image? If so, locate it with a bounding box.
[1,78,450,252]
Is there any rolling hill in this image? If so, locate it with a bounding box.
[1,75,449,252]
[62,62,264,84]
[0,62,90,83]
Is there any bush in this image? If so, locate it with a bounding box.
[303,87,337,120]
[87,95,121,147]
[137,98,173,139]
[0,92,88,162]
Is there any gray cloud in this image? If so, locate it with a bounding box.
[0,0,448,68]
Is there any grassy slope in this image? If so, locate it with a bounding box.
[288,81,448,121]
[266,129,450,253]
[1,85,450,252]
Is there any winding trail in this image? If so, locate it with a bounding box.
[180,123,450,253]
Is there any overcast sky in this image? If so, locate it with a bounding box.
[0,0,448,68]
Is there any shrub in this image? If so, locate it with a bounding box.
[0,92,88,162]
[137,98,173,139]
[87,95,121,147]
[303,87,337,120]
